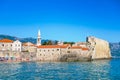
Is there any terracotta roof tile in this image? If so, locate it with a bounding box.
[0,39,13,43]
[23,42,35,46]
[70,46,82,49]
[71,46,89,51]
[82,47,89,51]
[37,45,68,48]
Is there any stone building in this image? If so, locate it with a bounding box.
[0,39,22,61]
[0,39,22,52]
[36,44,92,61]
[0,39,13,51]
[57,41,64,45]
[36,45,70,61]
[22,42,37,53]
[12,40,22,52]
[73,42,87,47]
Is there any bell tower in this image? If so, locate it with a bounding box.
[37,30,41,46]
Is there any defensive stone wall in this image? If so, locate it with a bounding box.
[87,36,111,59]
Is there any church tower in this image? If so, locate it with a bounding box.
[37,30,41,46]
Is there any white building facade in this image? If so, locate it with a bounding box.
[12,40,22,52]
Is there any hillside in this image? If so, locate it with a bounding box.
[0,34,54,44]
[110,43,120,57]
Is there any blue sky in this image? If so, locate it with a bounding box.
[0,0,120,42]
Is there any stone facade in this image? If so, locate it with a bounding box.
[87,36,111,59]
[73,42,87,47]
[0,39,13,51]
[36,45,91,61]
[36,45,69,61]
[22,42,37,53]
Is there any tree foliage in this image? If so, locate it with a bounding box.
[63,42,75,46]
[42,40,53,45]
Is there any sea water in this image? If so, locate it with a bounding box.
[0,59,120,80]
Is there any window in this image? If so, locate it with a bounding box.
[67,51,70,53]
[57,49,59,51]
[2,44,4,47]
[68,47,70,49]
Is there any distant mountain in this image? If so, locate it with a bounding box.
[110,43,120,57]
[0,34,56,44]
[0,35,18,41]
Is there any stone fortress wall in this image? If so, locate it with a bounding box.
[36,36,111,62]
[87,36,111,60]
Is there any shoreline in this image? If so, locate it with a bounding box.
[0,58,112,63]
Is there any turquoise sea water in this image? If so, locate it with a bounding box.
[0,59,120,80]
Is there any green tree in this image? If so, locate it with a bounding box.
[54,41,58,45]
[47,40,52,45]
[42,41,47,45]
[63,42,75,46]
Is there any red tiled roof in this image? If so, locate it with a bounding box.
[37,45,68,48]
[37,45,89,50]
[82,47,89,51]
[70,46,82,49]
[0,39,13,43]
[23,42,35,46]
[71,46,89,51]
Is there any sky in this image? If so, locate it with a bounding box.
[0,0,120,42]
